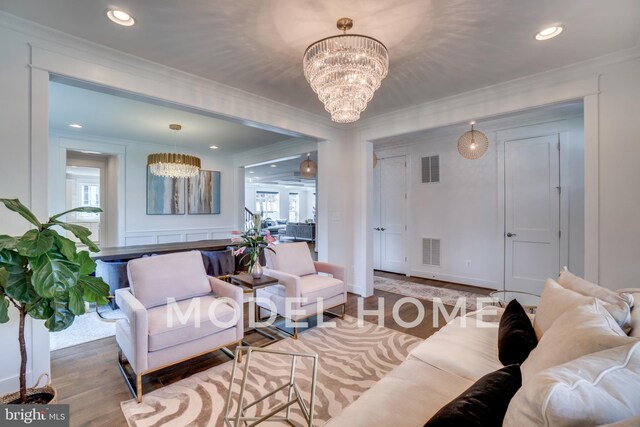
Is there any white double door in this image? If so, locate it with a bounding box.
[373,155,407,274]
[504,135,561,294]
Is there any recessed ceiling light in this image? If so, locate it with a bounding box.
[270,164,277,168]
[248,171,255,174]
[535,25,563,41]
[106,9,135,26]
[209,145,219,150]
[69,123,83,129]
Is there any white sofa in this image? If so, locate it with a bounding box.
[326,285,640,427]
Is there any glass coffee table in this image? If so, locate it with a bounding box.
[490,290,540,313]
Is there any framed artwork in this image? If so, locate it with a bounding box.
[146,167,185,215]
[188,170,221,214]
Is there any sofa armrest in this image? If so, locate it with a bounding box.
[263,267,302,299]
[208,276,244,341]
[115,288,148,372]
[314,261,346,282]
[209,276,243,306]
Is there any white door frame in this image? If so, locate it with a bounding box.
[372,151,409,275]
[496,120,572,291]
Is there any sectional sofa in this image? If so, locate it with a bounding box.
[326,272,640,427]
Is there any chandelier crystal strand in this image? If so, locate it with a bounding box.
[304,18,388,123]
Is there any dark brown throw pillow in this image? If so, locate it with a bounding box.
[498,299,538,365]
[424,364,522,427]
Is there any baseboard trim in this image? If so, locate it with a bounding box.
[407,269,498,290]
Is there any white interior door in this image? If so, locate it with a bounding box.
[378,156,407,274]
[505,135,560,294]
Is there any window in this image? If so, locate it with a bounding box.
[255,191,279,219]
[81,184,100,207]
[288,193,299,222]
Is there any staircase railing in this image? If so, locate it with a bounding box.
[244,207,254,231]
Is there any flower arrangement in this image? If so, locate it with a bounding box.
[233,226,276,277]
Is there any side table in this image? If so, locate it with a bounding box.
[229,273,281,343]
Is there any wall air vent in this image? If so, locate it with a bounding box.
[422,238,441,266]
[421,155,440,183]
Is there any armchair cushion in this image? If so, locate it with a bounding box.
[147,294,238,352]
[259,274,344,307]
[265,242,316,277]
[127,251,211,308]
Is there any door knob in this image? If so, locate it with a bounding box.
[506,232,517,237]
[374,227,381,231]
[381,227,387,231]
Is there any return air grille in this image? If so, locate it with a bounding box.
[421,155,440,183]
[422,238,441,266]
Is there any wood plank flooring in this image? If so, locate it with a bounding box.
[51,272,489,426]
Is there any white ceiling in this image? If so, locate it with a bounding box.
[4,1,640,121]
[246,152,317,189]
[49,81,293,154]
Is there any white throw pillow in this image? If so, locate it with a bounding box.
[523,299,631,384]
[504,341,640,427]
[557,267,632,305]
[534,279,631,338]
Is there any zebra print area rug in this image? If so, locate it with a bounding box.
[121,316,421,426]
[374,276,487,310]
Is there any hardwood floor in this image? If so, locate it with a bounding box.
[51,272,489,426]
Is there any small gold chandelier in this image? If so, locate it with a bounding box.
[303,17,389,123]
[147,124,201,178]
[457,121,489,160]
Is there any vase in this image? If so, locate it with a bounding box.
[250,260,263,279]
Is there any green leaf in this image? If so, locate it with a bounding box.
[0,235,18,251]
[0,298,9,323]
[55,223,99,252]
[0,250,36,304]
[45,300,74,332]
[49,206,102,222]
[78,275,109,305]
[0,199,41,229]
[16,229,55,257]
[30,252,79,299]
[53,234,78,262]
[26,298,54,320]
[77,251,96,276]
[68,286,85,316]
[0,267,7,288]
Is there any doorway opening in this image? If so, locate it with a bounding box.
[243,152,318,259]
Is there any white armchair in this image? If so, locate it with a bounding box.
[115,250,243,402]
[257,242,346,338]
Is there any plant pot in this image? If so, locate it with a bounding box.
[0,374,57,404]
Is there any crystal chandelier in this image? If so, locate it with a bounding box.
[303,18,389,123]
[457,121,489,160]
[147,124,201,178]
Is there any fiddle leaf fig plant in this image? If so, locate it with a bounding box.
[0,198,110,403]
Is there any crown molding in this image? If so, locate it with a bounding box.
[0,11,341,139]
[356,44,640,139]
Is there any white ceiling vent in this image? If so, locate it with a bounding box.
[421,155,440,183]
[422,238,441,267]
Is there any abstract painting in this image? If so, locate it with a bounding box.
[146,167,185,214]
[188,170,221,214]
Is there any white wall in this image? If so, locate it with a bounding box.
[375,111,584,290]
[49,133,239,246]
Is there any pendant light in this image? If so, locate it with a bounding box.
[300,153,317,178]
[457,121,489,160]
[147,124,201,178]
